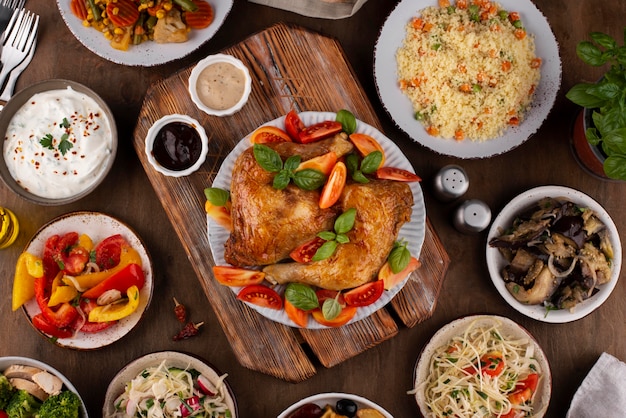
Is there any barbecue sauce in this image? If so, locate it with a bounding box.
[152,122,202,171]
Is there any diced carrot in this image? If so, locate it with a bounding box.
[438,0,450,7]
[509,11,520,22]
[423,22,433,32]
[411,17,424,30]
[457,64,467,73]
[399,79,409,90]
[489,49,497,58]
[508,117,520,126]
[501,60,512,71]
[454,129,464,141]
[456,0,468,9]
[531,58,542,68]
[426,125,439,136]
[459,83,472,93]
[514,28,526,40]
[529,84,536,95]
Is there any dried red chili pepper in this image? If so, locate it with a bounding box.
[173,297,187,323]
[173,322,204,341]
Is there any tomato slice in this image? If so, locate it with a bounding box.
[237,284,283,310]
[315,289,346,307]
[344,280,385,307]
[250,126,292,144]
[284,299,309,327]
[378,256,421,290]
[319,161,347,209]
[376,166,421,182]
[106,0,140,27]
[349,133,386,168]
[298,121,343,144]
[284,110,305,142]
[94,234,129,271]
[70,0,88,20]
[213,266,265,287]
[296,151,338,176]
[184,0,214,29]
[463,351,505,377]
[205,200,233,231]
[289,237,326,263]
[311,305,357,327]
[516,373,539,393]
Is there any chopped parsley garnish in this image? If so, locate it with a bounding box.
[39,118,74,156]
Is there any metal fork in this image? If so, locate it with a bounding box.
[0,0,25,35]
[0,9,37,90]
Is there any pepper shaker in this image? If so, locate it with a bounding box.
[453,199,491,233]
[432,165,469,202]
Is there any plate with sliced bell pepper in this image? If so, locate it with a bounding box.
[14,211,154,350]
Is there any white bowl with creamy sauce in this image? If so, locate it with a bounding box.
[145,114,209,177]
[0,79,117,205]
[188,53,252,116]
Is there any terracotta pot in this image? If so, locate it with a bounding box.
[570,108,611,180]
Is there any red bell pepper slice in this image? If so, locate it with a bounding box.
[34,277,78,329]
[81,263,145,300]
[32,313,74,339]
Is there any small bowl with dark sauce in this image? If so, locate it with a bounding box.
[145,114,208,177]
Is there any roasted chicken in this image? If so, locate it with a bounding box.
[224,132,414,291]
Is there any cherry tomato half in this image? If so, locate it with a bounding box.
[94,234,129,271]
[284,110,305,142]
[289,237,326,263]
[213,266,265,287]
[319,161,347,209]
[344,280,384,307]
[375,166,421,182]
[237,284,283,310]
[284,299,309,327]
[315,289,346,308]
[296,151,338,176]
[298,121,343,144]
[311,305,357,327]
[250,126,292,144]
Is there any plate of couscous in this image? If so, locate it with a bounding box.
[374,0,561,159]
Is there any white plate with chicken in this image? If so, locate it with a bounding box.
[208,111,426,329]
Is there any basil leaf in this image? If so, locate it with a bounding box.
[345,153,359,174]
[284,283,319,311]
[317,231,337,241]
[335,233,350,244]
[336,109,357,135]
[352,170,370,184]
[334,208,356,234]
[253,144,283,172]
[576,41,605,66]
[293,169,326,190]
[273,170,291,190]
[565,83,606,108]
[589,32,617,50]
[605,155,626,180]
[312,240,338,261]
[284,155,301,172]
[204,187,230,206]
[388,242,411,274]
[360,151,383,174]
[322,298,342,320]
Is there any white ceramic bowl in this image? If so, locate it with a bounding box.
[486,185,622,323]
[103,351,237,417]
[413,315,551,418]
[278,392,393,418]
[144,114,209,177]
[188,53,252,117]
[0,79,117,205]
[0,356,89,417]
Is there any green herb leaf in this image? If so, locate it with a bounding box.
[388,241,411,274]
[39,134,54,150]
[345,153,359,174]
[204,187,230,206]
[60,117,71,129]
[565,83,607,108]
[577,40,606,66]
[253,144,283,172]
[283,155,301,172]
[317,231,337,241]
[336,109,357,135]
[284,283,319,311]
[273,169,292,190]
[312,240,338,261]
[58,135,73,156]
[322,298,342,320]
[293,169,326,190]
[351,170,369,184]
[335,233,349,244]
[360,151,382,174]
[334,208,356,234]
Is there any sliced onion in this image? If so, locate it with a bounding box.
[62,275,89,293]
[547,254,577,278]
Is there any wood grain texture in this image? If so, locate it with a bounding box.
[133,23,448,382]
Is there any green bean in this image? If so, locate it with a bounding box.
[87,0,101,21]
[173,0,198,12]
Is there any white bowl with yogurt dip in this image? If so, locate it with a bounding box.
[0,79,117,205]
[188,53,252,117]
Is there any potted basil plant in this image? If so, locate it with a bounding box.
[566,28,626,181]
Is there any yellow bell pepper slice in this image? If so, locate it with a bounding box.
[12,252,43,311]
[48,273,79,307]
[63,245,142,291]
[78,234,94,252]
[88,285,140,323]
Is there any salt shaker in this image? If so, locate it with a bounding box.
[432,165,469,201]
[453,199,491,233]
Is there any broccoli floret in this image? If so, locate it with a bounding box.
[5,389,41,418]
[0,374,15,410]
[35,390,81,418]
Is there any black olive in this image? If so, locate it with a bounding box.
[336,399,358,417]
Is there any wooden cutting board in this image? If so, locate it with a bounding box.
[133,23,449,382]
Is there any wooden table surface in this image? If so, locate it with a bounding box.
[1,1,625,417]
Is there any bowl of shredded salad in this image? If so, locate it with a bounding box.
[412,315,551,418]
[103,351,237,418]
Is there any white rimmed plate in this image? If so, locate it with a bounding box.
[374,0,561,158]
[486,185,622,323]
[55,0,233,66]
[103,351,237,417]
[413,315,551,418]
[277,392,393,418]
[208,111,426,328]
[0,356,89,417]
[22,211,154,349]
